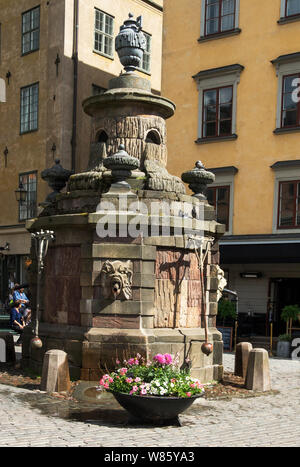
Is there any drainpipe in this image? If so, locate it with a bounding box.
[71,0,79,173]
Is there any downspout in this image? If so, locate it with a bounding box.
[71,0,79,173]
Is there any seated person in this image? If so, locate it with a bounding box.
[13,285,30,324]
[9,300,25,345]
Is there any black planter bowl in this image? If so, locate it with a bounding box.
[110,391,204,422]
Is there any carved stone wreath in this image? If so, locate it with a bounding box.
[100,260,133,300]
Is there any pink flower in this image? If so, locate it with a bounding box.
[128,358,139,366]
[108,377,114,383]
[125,378,133,384]
[141,388,147,395]
[164,353,173,365]
[190,383,196,389]
[119,368,128,376]
[186,392,192,397]
[103,383,110,389]
[153,354,166,365]
[135,377,141,383]
[116,359,120,365]
[132,385,138,392]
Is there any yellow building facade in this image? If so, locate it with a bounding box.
[0,0,163,304]
[163,0,300,338]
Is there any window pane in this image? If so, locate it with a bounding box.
[204,89,217,106]
[205,105,217,121]
[22,12,30,33]
[222,0,235,15]
[221,14,234,31]
[206,19,219,35]
[283,93,297,111]
[279,183,295,226]
[204,122,217,137]
[220,103,232,119]
[286,0,300,16]
[284,75,299,93]
[220,86,232,104]
[219,119,232,135]
[282,110,298,126]
[206,3,219,19]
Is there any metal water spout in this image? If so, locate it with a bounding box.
[189,235,214,356]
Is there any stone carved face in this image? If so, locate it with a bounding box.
[100,260,133,300]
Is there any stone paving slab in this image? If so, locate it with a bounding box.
[0,354,299,447]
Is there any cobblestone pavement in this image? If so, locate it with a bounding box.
[0,354,299,447]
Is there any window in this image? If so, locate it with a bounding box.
[202,86,233,138]
[207,185,230,231]
[193,64,243,142]
[22,6,40,55]
[20,83,39,134]
[140,32,151,73]
[94,9,114,58]
[285,0,300,17]
[200,0,240,39]
[278,180,300,228]
[272,53,300,133]
[205,0,236,36]
[19,172,37,221]
[281,74,300,128]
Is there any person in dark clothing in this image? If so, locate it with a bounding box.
[10,301,25,345]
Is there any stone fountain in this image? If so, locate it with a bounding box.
[24,14,225,382]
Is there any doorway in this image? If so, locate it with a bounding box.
[270,278,300,336]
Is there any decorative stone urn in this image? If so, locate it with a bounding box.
[23,14,225,384]
[103,144,139,193]
[115,14,146,72]
[181,161,215,200]
[41,158,73,204]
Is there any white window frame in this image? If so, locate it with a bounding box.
[193,65,243,141]
[200,0,240,39]
[139,31,151,74]
[94,8,114,59]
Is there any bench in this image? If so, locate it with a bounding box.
[0,314,18,335]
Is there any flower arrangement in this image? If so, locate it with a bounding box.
[98,353,205,399]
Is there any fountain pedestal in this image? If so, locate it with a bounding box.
[23,14,225,382]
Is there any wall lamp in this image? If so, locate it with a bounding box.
[240,272,262,279]
[15,181,27,205]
